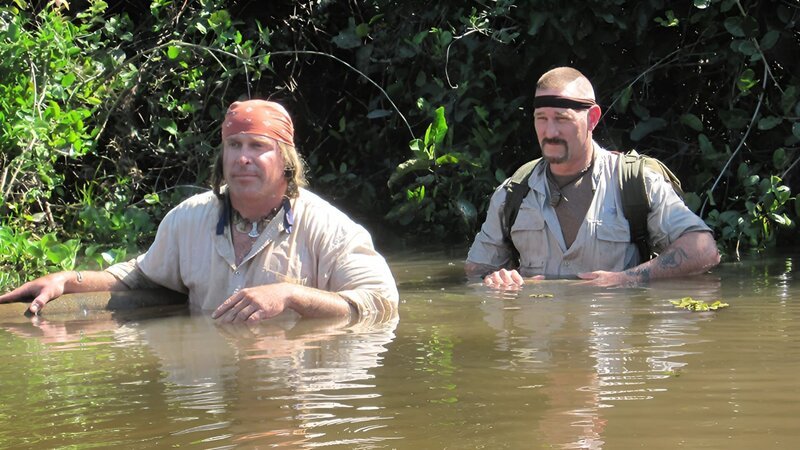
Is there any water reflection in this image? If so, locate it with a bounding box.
[0,309,399,448]
[473,275,724,449]
[2,250,800,449]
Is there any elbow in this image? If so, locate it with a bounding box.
[703,233,722,270]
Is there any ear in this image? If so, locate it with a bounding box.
[587,105,602,131]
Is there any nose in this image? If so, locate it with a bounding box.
[542,118,559,138]
[236,151,251,165]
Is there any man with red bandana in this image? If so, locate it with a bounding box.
[466,67,720,287]
[1,100,399,322]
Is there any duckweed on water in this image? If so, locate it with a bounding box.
[670,297,729,311]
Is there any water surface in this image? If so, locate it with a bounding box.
[1,248,798,449]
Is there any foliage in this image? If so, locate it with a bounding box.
[0,0,799,290]
[670,297,730,312]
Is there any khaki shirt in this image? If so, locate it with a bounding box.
[466,144,711,277]
[106,189,399,317]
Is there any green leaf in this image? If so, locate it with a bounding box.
[760,30,780,51]
[45,243,72,265]
[332,26,361,49]
[773,148,787,169]
[719,109,749,129]
[355,23,370,38]
[388,158,430,187]
[757,116,782,130]
[425,106,448,148]
[780,85,797,115]
[167,46,181,59]
[61,73,76,88]
[630,117,667,141]
[693,0,711,8]
[698,133,714,154]
[680,113,703,131]
[366,109,392,119]
[736,68,758,92]
[615,85,632,113]
[724,17,745,37]
[792,122,800,140]
[158,119,179,136]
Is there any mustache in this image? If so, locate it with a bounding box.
[542,138,567,146]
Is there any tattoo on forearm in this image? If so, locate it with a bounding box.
[657,247,689,270]
[625,267,651,283]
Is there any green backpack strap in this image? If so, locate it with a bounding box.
[619,150,684,261]
[501,158,541,267]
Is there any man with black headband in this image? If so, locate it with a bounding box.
[466,67,720,287]
[1,100,399,321]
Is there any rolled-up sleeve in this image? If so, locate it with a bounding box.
[466,182,513,269]
[318,223,398,319]
[104,206,189,293]
[645,169,712,252]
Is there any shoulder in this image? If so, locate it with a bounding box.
[294,189,367,235]
[162,190,220,225]
[175,190,218,208]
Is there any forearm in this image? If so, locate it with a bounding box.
[465,261,500,278]
[624,231,720,282]
[287,284,357,318]
[62,270,130,294]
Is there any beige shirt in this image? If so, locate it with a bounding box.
[106,189,399,318]
[467,144,712,277]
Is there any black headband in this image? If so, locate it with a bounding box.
[533,95,597,110]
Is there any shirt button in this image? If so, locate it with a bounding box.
[234,271,240,275]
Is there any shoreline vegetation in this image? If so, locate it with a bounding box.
[1,0,798,291]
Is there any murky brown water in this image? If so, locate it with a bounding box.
[1,248,799,449]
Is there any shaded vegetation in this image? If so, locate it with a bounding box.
[1,0,798,289]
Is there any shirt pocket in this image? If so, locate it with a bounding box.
[510,207,547,272]
[595,216,632,271]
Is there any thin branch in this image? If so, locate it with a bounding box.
[444,28,484,89]
[734,0,782,93]
[699,63,769,216]
[780,150,800,180]
[268,49,415,140]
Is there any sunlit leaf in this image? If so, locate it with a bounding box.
[167,45,180,59]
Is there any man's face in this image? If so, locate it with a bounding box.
[222,133,288,201]
[533,88,593,166]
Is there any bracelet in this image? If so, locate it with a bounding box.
[75,271,83,283]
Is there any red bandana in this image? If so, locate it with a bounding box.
[222,100,294,146]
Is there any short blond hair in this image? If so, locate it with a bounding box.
[536,67,595,100]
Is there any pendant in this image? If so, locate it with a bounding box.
[248,221,260,238]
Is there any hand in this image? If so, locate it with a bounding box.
[483,268,526,289]
[577,270,635,287]
[211,283,296,323]
[0,273,68,314]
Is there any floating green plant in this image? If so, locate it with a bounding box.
[670,297,729,311]
[528,293,554,298]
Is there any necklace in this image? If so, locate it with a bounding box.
[547,159,594,207]
[231,206,280,238]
